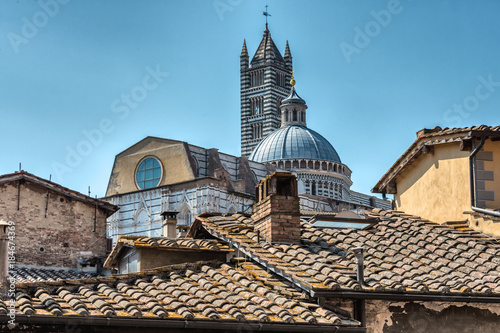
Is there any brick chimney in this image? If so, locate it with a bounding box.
[252,172,301,243]
[0,219,9,297]
[161,211,178,239]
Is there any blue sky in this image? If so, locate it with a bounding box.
[1,0,499,198]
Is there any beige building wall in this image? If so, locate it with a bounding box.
[395,143,471,224]
[365,300,500,333]
[106,138,196,196]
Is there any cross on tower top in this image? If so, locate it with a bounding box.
[263,5,271,25]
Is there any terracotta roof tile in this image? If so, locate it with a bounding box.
[4,261,357,327]
[10,267,96,283]
[194,210,500,297]
[104,235,232,269]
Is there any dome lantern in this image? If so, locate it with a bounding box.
[280,75,307,127]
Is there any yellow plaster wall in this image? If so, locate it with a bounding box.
[468,214,500,237]
[483,139,500,209]
[106,138,195,196]
[395,143,471,224]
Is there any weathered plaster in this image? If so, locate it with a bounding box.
[395,142,471,224]
[366,300,500,333]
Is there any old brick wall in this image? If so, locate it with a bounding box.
[0,182,108,268]
[253,195,301,243]
[366,300,500,333]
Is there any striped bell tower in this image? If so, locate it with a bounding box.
[240,24,293,157]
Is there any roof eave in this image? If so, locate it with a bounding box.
[0,171,118,214]
[311,290,500,303]
[1,315,365,332]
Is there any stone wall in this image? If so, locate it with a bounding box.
[0,181,108,268]
[106,182,256,245]
[365,300,500,333]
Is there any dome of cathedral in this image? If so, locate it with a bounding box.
[249,125,341,163]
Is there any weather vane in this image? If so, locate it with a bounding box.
[263,5,271,24]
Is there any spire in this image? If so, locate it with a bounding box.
[241,39,249,70]
[284,41,292,58]
[241,39,248,57]
[250,25,285,66]
[284,41,292,71]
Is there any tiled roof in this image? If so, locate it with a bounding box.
[373,125,500,193]
[415,125,500,139]
[251,26,285,66]
[10,267,97,284]
[192,210,500,297]
[0,171,118,213]
[104,235,232,269]
[1,261,359,329]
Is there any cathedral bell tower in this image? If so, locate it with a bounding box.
[240,24,293,157]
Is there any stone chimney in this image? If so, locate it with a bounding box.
[161,211,178,239]
[176,225,190,239]
[0,219,9,297]
[252,172,301,243]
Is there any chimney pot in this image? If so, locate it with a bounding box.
[161,211,178,239]
[353,246,365,285]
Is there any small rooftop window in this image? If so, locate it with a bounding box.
[313,220,372,230]
[309,213,378,230]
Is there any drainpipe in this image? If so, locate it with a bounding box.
[469,135,500,218]
[0,219,9,297]
[353,247,364,285]
[352,246,366,327]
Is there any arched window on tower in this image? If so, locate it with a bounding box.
[293,110,297,121]
[252,123,263,139]
[255,69,264,86]
[276,98,282,115]
[251,70,265,87]
[275,71,286,87]
[250,97,264,115]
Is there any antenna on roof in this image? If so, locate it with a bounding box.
[93,194,97,232]
[88,186,91,197]
[49,174,52,181]
[19,163,21,171]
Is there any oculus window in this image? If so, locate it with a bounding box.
[136,157,162,189]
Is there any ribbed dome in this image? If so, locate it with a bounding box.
[249,125,341,163]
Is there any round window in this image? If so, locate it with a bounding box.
[136,157,162,189]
